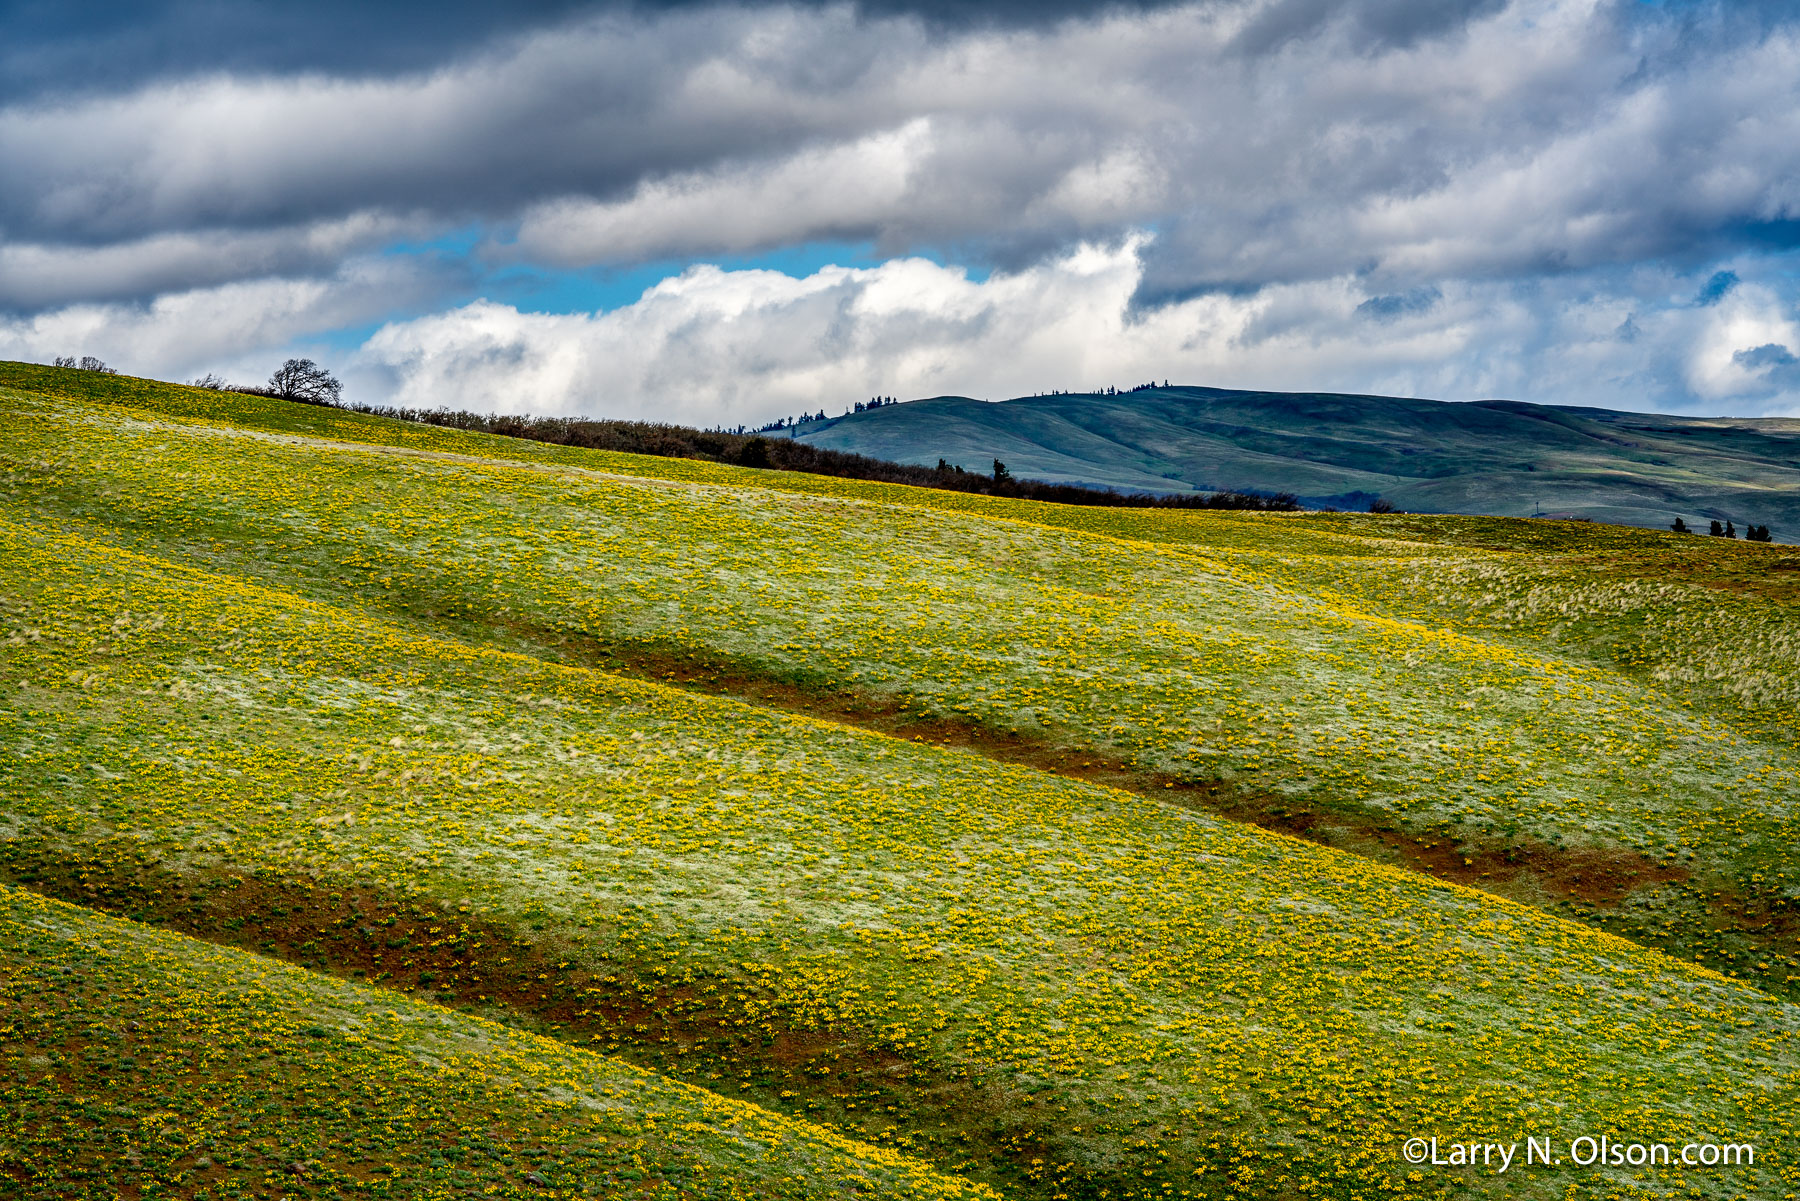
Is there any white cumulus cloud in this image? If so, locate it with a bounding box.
[0,256,452,386]
[359,237,1800,424]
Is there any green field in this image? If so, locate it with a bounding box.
[787,387,1800,534]
[1,885,994,1200]
[3,362,1798,1200]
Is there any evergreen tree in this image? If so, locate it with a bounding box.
[1670,517,1691,533]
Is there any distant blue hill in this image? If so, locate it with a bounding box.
[785,386,1800,534]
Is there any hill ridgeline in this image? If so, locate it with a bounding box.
[786,386,1800,534]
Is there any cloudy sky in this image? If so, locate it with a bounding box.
[4,0,1798,423]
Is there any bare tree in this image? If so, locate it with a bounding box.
[52,354,116,373]
[188,373,228,390]
[268,358,343,406]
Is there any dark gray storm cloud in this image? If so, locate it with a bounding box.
[3,0,1797,415]
[0,0,1203,104]
[0,1,585,102]
[7,1,1791,278]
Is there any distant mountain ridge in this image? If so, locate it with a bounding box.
[786,386,1800,534]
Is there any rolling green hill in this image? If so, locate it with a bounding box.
[4,362,1799,1200]
[5,468,1797,1201]
[785,387,1800,534]
[1,886,996,1200]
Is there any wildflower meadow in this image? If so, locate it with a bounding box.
[2,364,1796,1200]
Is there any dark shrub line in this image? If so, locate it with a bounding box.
[288,396,1302,511]
[1673,517,1776,541]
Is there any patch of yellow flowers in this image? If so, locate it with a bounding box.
[3,384,1794,907]
[2,512,1795,1200]
[0,883,999,1200]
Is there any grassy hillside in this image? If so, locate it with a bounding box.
[4,363,1800,1199]
[3,513,1797,1201]
[5,371,1797,986]
[0,885,995,1200]
[783,387,1800,534]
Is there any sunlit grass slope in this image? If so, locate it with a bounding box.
[3,514,1798,1200]
[0,885,994,1201]
[11,358,1794,731]
[5,377,1796,945]
[9,359,1796,735]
